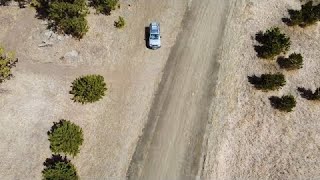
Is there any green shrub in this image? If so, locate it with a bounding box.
[90,0,118,15]
[34,0,89,38]
[48,120,83,157]
[269,95,296,112]
[58,17,89,38]
[0,46,18,83]
[248,73,286,91]
[285,1,320,27]
[254,27,291,59]
[42,155,78,180]
[277,53,303,70]
[70,74,107,104]
[114,16,125,28]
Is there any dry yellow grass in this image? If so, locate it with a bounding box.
[0,0,186,179]
[204,0,320,179]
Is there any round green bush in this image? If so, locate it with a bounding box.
[70,74,107,104]
[42,155,78,180]
[48,120,84,157]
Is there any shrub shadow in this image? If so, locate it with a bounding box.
[32,0,50,20]
[254,31,266,58]
[47,119,64,135]
[269,96,281,109]
[248,75,262,88]
[35,9,48,20]
[282,18,293,26]
[253,45,266,58]
[277,56,287,68]
[255,31,264,43]
[43,154,69,167]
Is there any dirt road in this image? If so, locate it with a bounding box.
[127,0,232,179]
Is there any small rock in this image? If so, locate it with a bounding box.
[38,41,53,47]
[57,35,63,41]
[44,30,53,39]
[63,50,80,62]
[40,21,48,25]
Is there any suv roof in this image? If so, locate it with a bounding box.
[150,22,160,34]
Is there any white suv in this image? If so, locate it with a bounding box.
[149,22,161,49]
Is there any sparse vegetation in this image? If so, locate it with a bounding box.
[48,120,84,157]
[34,0,89,38]
[277,53,303,70]
[70,74,107,104]
[0,0,10,5]
[269,95,296,112]
[114,16,125,28]
[15,0,29,8]
[254,27,291,59]
[42,155,79,180]
[283,1,320,27]
[0,46,18,83]
[0,0,30,7]
[90,0,119,15]
[297,87,320,100]
[248,73,286,91]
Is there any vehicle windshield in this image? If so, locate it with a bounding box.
[150,34,159,40]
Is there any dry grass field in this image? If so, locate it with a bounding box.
[204,0,320,179]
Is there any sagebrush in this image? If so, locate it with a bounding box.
[284,1,320,27]
[42,155,78,180]
[269,95,296,112]
[0,46,18,83]
[254,27,291,59]
[248,73,286,91]
[114,16,125,28]
[297,87,320,100]
[277,53,303,70]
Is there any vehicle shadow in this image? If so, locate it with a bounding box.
[145,26,150,49]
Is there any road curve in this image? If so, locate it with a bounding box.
[127,0,232,179]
